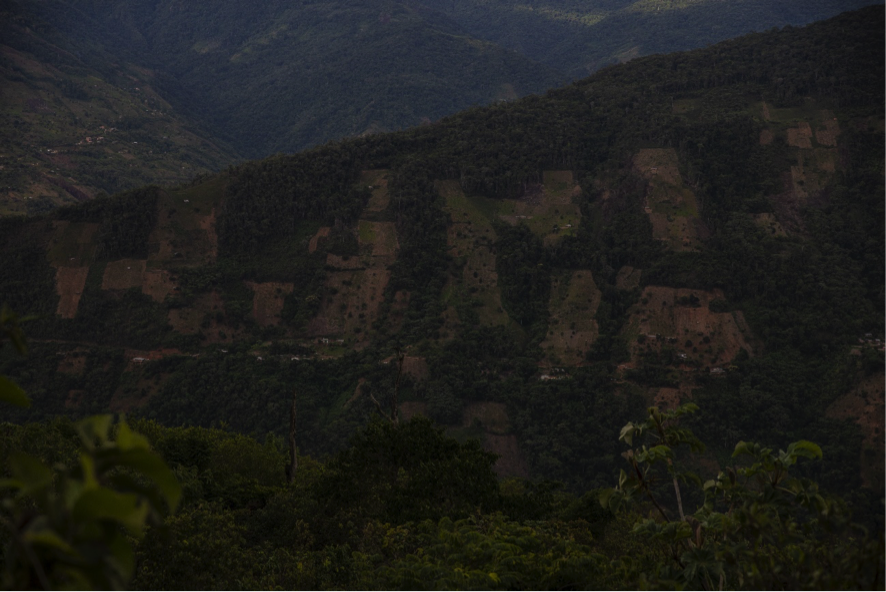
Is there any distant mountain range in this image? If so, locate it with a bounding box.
[1,8,882,515]
[1,0,880,213]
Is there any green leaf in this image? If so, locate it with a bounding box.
[110,449,182,512]
[115,420,150,451]
[0,375,30,408]
[23,530,75,554]
[72,488,149,536]
[786,440,822,461]
[9,452,51,493]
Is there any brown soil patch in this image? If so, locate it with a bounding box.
[102,259,146,290]
[761,102,772,121]
[634,148,682,185]
[197,209,218,259]
[57,353,86,375]
[309,227,331,254]
[359,220,399,257]
[653,384,694,410]
[814,148,837,173]
[55,266,89,318]
[462,402,510,435]
[787,122,813,149]
[142,269,176,302]
[625,286,754,369]
[826,374,885,489]
[306,269,390,341]
[249,282,294,326]
[399,401,428,421]
[360,170,390,213]
[759,129,774,145]
[616,266,642,291]
[484,434,529,479]
[541,271,601,366]
[401,356,429,381]
[325,254,365,269]
[168,291,227,337]
[815,113,840,146]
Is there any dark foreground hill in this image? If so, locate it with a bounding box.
[0,7,883,523]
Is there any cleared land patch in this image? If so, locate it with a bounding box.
[55,266,89,318]
[249,282,294,326]
[826,374,885,489]
[634,148,701,251]
[440,180,509,327]
[540,270,601,366]
[786,121,813,149]
[624,286,754,371]
[359,170,390,213]
[307,269,390,342]
[142,269,176,302]
[102,259,146,290]
[358,220,399,258]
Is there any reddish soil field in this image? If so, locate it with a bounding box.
[625,286,755,369]
[815,112,840,146]
[399,401,428,421]
[462,402,510,434]
[615,266,642,290]
[325,254,364,269]
[142,269,176,302]
[55,266,89,318]
[102,259,146,290]
[787,122,813,148]
[250,282,294,326]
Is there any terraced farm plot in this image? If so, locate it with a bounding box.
[142,269,176,302]
[634,148,701,251]
[307,269,390,342]
[440,180,509,327]
[541,270,601,366]
[623,286,754,369]
[357,220,399,258]
[102,259,146,290]
[168,291,227,336]
[47,221,98,267]
[359,170,390,212]
[55,266,89,318]
[787,121,814,148]
[249,281,294,326]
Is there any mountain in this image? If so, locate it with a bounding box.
[0,1,240,216]
[420,0,883,76]
[0,7,883,518]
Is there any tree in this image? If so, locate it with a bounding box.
[600,404,884,590]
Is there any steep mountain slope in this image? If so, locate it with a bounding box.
[420,0,882,76]
[21,0,567,158]
[0,1,239,215]
[0,8,883,514]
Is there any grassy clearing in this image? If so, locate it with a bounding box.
[359,170,390,213]
[541,270,601,366]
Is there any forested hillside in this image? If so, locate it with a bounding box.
[421,0,881,76]
[3,0,880,215]
[0,9,884,584]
